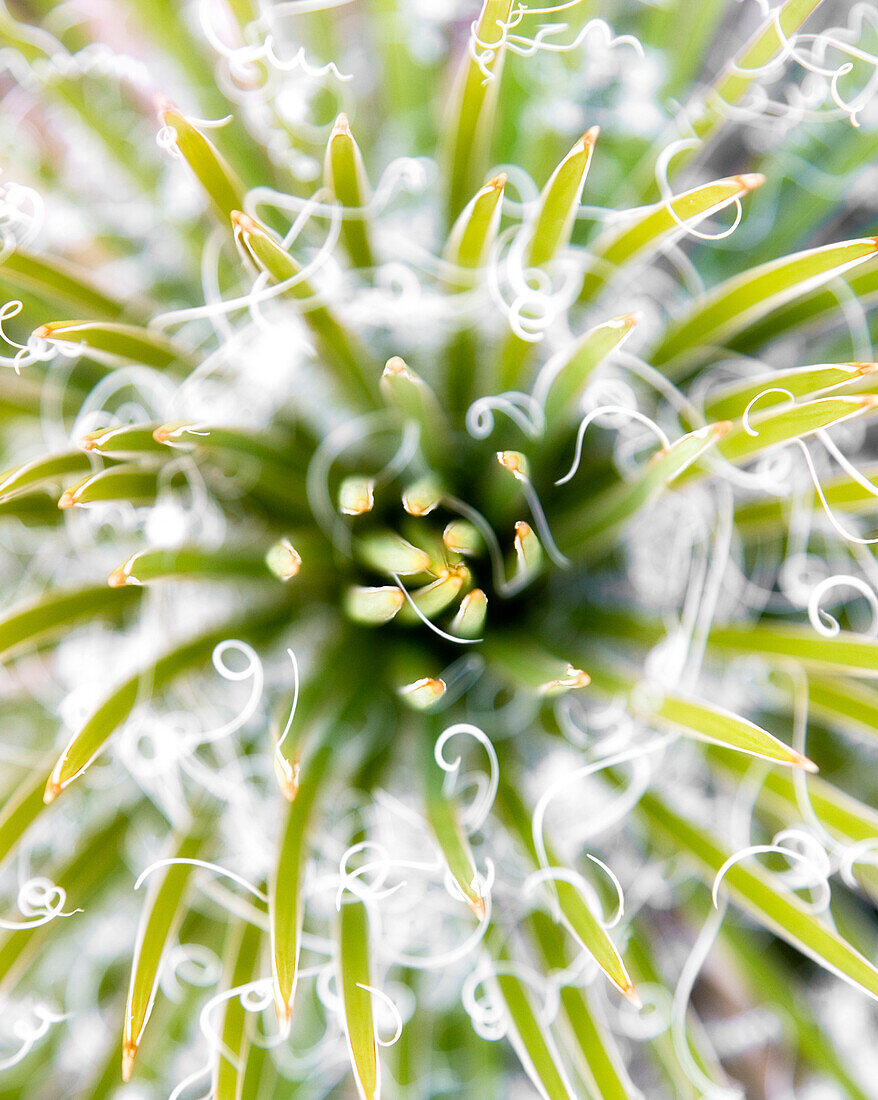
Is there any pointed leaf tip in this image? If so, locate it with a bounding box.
[122,1040,137,1082]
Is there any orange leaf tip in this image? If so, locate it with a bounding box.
[579,125,600,149]
[57,488,76,509]
[622,984,642,1009]
[331,112,352,138]
[733,173,765,192]
[467,894,487,920]
[488,173,507,190]
[122,1041,137,1082]
[230,210,261,235]
[275,997,294,1037]
[383,355,412,379]
[43,776,62,804]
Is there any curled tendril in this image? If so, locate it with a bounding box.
[0,1002,68,1071]
[134,858,268,904]
[434,723,499,831]
[524,858,625,930]
[466,392,545,440]
[711,828,832,913]
[655,140,746,242]
[355,983,404,1046]
[556,405,672,486]
[808,574,878,638]
[741,387,795,435]
[0,877,81,930]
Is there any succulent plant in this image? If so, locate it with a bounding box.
[3,0,878,1096]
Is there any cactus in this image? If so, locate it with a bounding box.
[1,1,878,1096]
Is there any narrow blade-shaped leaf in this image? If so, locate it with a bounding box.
[638,790,878,1000]
[34,320,188,371]
[338,897,380,1100]
[44,604,288,800]
[123,823,208,1080]
[160,104,245,223]
[703,362,876,422]
[444,0,515,223]
[325,113,374,270]
[652,693,815,770]
[580,174,763,303]
[0,583,140,661]
[652,238,878,371]
[271,740,333,1031]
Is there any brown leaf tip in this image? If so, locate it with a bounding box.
[43,776,62,804]
[122,1041,137,1082]
[734,173,765,192]
[230,210,260,235]
[331,112,352,138]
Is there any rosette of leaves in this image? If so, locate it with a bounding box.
[1,1,878,1097]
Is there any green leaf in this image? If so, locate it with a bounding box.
[0,451,92,504]
[579,176,763,303]
[231,211,378,408]
[526,129,598,269]
[711,395,877,469]
[1,247,139,322]
[488,932,577,1100]
[108,546,270,588]
[123,823,208,1081]
[0,814,127,992]
[708,622,878,677]
[58,464,161,509]
[528,911,636,1100]
[534,313,638,431]
[444,174,506,275]
[216,919,264,1100]
[496,780,636,1002]
[338,897,380,1100]
[423,731,485,917]
[444,0,515,223]
[736,463,878,534]
[159,103,245,223]
[34,321,189,371]
[651,693,815,770]
[0,757,56,868]
[694,0,826,144]
[380,356,449,469]
[271,740,333,1032]
[0,583,140,661]
[324,113,375,269]
[80,423,170,459]
[637,790,878,1000]
[557,424,726,554]
[44,604,288,800]
[805,675,878,740]
[702,362,877,422]
[357,531,432,577]
[651,238,878,372]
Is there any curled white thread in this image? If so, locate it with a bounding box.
[134,858,268,904]
[711,830,832,913]
[390,572,482,645]
[808,574,878,638]
[0,1002,67,1071]
[434,723,500,831]
[556,405,672,486]
[0,877,80,930]
[355,983,404,1046]
[466,392,545,440]
[523,859,625,930]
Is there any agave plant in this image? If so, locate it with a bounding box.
[2,0,878,1096]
